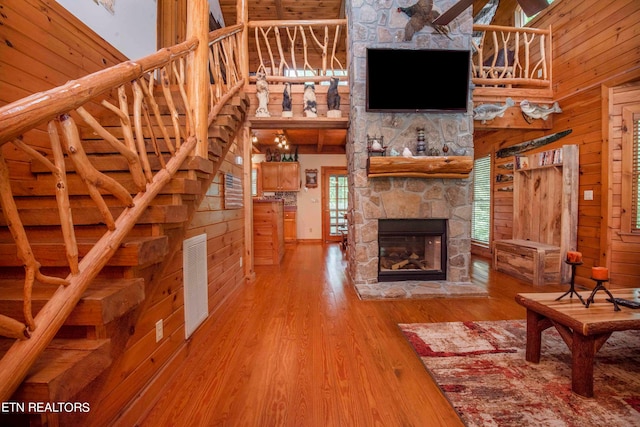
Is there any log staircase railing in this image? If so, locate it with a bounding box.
[247,19,348,83]
[0,24,245,402]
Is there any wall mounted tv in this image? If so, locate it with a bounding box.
[366,48,471,113]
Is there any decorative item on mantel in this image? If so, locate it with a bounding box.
[255,71,270,117]
[367,134,386,157]
[303,83,317,118]
[326,77,341,118]
[416,128,426,156]
[282,82,293,118]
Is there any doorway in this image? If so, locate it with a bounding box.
[321,167,348,243]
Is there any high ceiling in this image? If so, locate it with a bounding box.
[218,0,345,28]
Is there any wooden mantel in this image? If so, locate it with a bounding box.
[367,156,473,179]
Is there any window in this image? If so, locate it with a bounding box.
[621,106,640,237]
[283,69,348,85]
[472,155,491,244]
[328,173,348,236]
[515,0,557,27]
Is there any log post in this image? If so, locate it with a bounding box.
[187,0,210,158]
[237,0,249,80]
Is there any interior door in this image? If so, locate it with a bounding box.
[321,167,348,243]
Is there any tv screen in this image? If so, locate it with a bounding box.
[366,48,471,113]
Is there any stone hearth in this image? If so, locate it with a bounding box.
[355,280,488,300]
[346,1,474,291]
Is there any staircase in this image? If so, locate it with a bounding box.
[0,88,249,426]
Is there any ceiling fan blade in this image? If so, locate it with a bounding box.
[432,0,474,26]
[517,0,550,17]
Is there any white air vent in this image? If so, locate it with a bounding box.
[183,234,209,339]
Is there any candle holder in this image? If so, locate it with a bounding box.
[555,260,585,304]
[585,277,621,311]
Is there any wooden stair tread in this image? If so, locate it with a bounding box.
[0,204,188,227]
[29,154,213,175]
[7,173,201,197]
[0,236,168,267]
[0,278,144,326]
[0,338,111,402]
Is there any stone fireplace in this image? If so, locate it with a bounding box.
[346,1,474,291]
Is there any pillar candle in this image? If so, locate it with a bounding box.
[592,266,608,280]
[566,251,582,263]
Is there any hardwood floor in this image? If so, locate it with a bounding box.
[136,243,566,426]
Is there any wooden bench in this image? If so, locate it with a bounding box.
[493,239,561,285]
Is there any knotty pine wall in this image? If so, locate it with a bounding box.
[0,0,128,179]
[1,1,248,423]
[474,0,640,287]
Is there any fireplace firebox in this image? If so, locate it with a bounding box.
[378,219,447,281]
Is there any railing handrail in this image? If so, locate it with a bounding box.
[0,39,199,146]
[473,23,550,35]
[245,18,348,81]
[248,18,347,28]
[471,23,552,92]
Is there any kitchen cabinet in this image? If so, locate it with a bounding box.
[253,199,284,265]
[284,210,297,243]
[261,162,300,191]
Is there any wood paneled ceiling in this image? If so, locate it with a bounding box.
[218,0,346,27]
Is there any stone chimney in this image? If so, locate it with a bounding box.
[346,0,474,287]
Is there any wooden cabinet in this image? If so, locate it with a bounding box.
[493,145,579,284]
[253,200,284,265]
[284,210,297,243]
[261,162,300,191]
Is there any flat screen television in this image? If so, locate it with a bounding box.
[366,48,471,113]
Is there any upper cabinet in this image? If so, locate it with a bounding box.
[261,162,300,191]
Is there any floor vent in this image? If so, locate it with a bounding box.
[183,234,209,338]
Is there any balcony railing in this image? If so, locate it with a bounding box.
[247,19,348,83]
[471,24,553,101]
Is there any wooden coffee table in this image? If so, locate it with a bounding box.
[515,288,640,397]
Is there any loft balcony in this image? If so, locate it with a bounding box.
[243,22,554,135]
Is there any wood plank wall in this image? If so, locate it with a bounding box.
[473,0,640,287]
[0,0,128,179]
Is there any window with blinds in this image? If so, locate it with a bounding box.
[633,116,640,231]
[472,155,491,244]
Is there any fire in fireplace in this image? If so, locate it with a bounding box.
[378,219,447,281]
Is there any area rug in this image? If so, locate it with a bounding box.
[399,320,640,426]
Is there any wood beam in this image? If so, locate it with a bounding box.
[473,106,553,130]
[317,130,325,153]
[186,0,209,158]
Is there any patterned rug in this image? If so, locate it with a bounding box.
[399,320,640,426]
